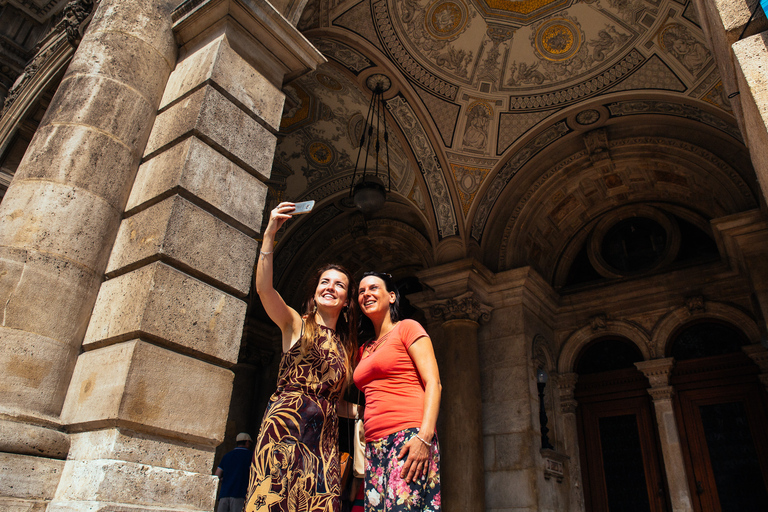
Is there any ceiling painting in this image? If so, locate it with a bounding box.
[275,65,424,213]
[273,0,751,268]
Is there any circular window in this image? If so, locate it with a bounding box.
[589,206,680,278]
[601,217,667,273]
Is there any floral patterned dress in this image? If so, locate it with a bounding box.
[244,326,346,512]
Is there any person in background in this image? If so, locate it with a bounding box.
[353,271,442,512]
[215,432,254,512]
[244,202,358,512]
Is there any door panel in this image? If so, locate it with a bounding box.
[676,383,768,512]
[579,396,668,512]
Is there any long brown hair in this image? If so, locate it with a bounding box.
[299,263,358,385]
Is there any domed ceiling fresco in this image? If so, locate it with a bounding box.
[260,0,755,296]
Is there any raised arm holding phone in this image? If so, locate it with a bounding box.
[244,202,358,512]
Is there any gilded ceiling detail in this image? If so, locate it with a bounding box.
[387,96,459,237]
[278,0,746,261]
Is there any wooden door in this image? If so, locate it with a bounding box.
[675,381,768,512]
[579,394,669,512]
[576,364,670,512]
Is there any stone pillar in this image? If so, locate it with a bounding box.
[732,27,768,202]
[421,292,491,512]
[557,373,585,512]
[45,1,325,511]
[635,358,693,512]
[0,0,177,509]
[690,0,763,138]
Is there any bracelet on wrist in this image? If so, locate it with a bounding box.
[259,250,273,258]
[414,434,432,448]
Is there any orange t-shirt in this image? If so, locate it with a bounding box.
[353,319,429,442]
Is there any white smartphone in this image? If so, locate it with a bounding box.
[292,200,315,215]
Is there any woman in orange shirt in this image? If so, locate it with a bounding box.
[353,272,442,511]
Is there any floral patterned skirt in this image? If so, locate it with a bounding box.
[364,428,441,512]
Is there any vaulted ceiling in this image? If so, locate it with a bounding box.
[270,0,759,299]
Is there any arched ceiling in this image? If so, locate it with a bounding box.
[266,0,759,294]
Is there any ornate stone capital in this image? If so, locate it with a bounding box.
[426,292,492,324]
[648,385,674,402]
[635,358,674,388]
[743,343,768,374]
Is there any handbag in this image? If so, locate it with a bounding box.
[340,451,352,485]
[352,418,365,477]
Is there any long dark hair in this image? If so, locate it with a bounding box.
[300,264,358,384]
[358,271,402,341]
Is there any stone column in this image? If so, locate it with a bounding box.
[46,1,325,511]
[557,373,585,512]
[635,358,693,512]
[421,292,491,512]
[0,0,177,509]
[731,20,768,202]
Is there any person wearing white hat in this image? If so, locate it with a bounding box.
[215,432,254,512]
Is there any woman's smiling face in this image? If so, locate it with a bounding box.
[314,269,349,311]
[358,275,394,318]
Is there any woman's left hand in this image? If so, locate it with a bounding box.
[397,435,431,483]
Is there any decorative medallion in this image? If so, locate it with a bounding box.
[366,73,392,93]
[451,164,490,215]
[535,18,581,61]
[425,0,469,39]
[575,109,600,126]
[315,73,343,91]
[307,141,335,166]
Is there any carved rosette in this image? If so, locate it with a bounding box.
[427,291,492,324]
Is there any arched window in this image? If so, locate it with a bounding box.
[668,321,748,361]
[576,337,644,375]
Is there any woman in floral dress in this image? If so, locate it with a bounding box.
[244,202,358,512]
[353,272,442,512]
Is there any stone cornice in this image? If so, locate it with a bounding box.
[172,0,326,85]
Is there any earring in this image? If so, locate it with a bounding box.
[342,305,348,323]
[313,301,317,313]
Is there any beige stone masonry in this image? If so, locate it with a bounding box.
[161,34,285,130]
[734,33,768,200]
[62,340,232,444]
[83,262,245,364]
[692,0,762,134]
[127,136,268,236]
[49,458,218,511]
[66,429,215,475]
[0,453,64,504]
[171,0,327,86]
[143,84,277,176]
[107,195,258,296]
[0,0,178,469]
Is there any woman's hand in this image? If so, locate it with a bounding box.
[397,435,431,483]
[264,202,296,238]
